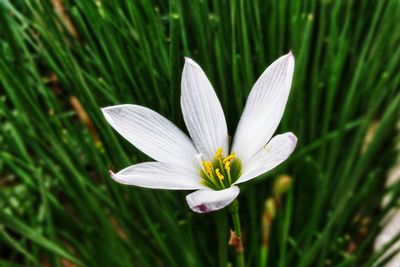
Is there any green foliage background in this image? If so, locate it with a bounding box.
[0,0,399,266]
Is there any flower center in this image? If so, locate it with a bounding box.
[199,148,242,190]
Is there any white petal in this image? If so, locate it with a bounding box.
[234,132,297,184]
[186,186,240,213]
[102,104,198,170]
[232,52,295,166]
[111,162,206,190]
[181,58,228,160]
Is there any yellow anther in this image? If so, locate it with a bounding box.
[224,161,231,173]
[223,152,235,163]
[215,147,223,160]
[202,161,213,174]
[215,168,224,181]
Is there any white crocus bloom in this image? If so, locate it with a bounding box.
[102,52,297,213]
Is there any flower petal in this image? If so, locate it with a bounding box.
[234,132,297,184]
[111,162,206,190]
[186,186,240,213]
[181,58,229,160]
[102,104,198,170]
[232,52,295,166]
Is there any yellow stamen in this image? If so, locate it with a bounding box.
[215,168,224,181]
[224,161,231,173]
[202,161,213,174]
[223,152,235,163]
[215,147,223,160]
[202,161,220,187]
[224,161,232,184]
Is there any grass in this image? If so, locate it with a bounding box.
[0,0,399,266]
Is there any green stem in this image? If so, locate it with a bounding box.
[260,246,269,267]
[216,211,228,267]
[229,199,245,267]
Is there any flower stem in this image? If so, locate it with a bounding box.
[229,199,244,267]
[216,211,228,267]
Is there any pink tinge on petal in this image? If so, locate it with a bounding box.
[288,132,298,144]
[186,186,240,213]
[196,204,211,213]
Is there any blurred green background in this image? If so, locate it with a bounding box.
[0,0,399,266]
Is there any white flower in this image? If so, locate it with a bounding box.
[102,52,297,213]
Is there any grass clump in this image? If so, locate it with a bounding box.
[0,0,399,266]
